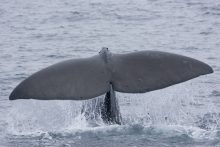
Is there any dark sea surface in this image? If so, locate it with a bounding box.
[0,0,220,146]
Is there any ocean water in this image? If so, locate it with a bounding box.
[0,0,220,146]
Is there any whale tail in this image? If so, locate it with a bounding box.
[9,50,213,100]
[110,51,213,93]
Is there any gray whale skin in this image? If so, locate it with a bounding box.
[9,47,213,124]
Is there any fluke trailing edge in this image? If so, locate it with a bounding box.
[9,47,213,124]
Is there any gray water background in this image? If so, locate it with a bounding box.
[0,0,220,146]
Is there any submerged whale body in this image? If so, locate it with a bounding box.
[9,47,213,124]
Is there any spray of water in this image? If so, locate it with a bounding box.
[5,77,219,142]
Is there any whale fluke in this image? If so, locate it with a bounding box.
[10,55,110,100]
[9,48,213,100]
[111,51,213,93]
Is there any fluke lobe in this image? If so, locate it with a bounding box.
[9,47,213,124]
